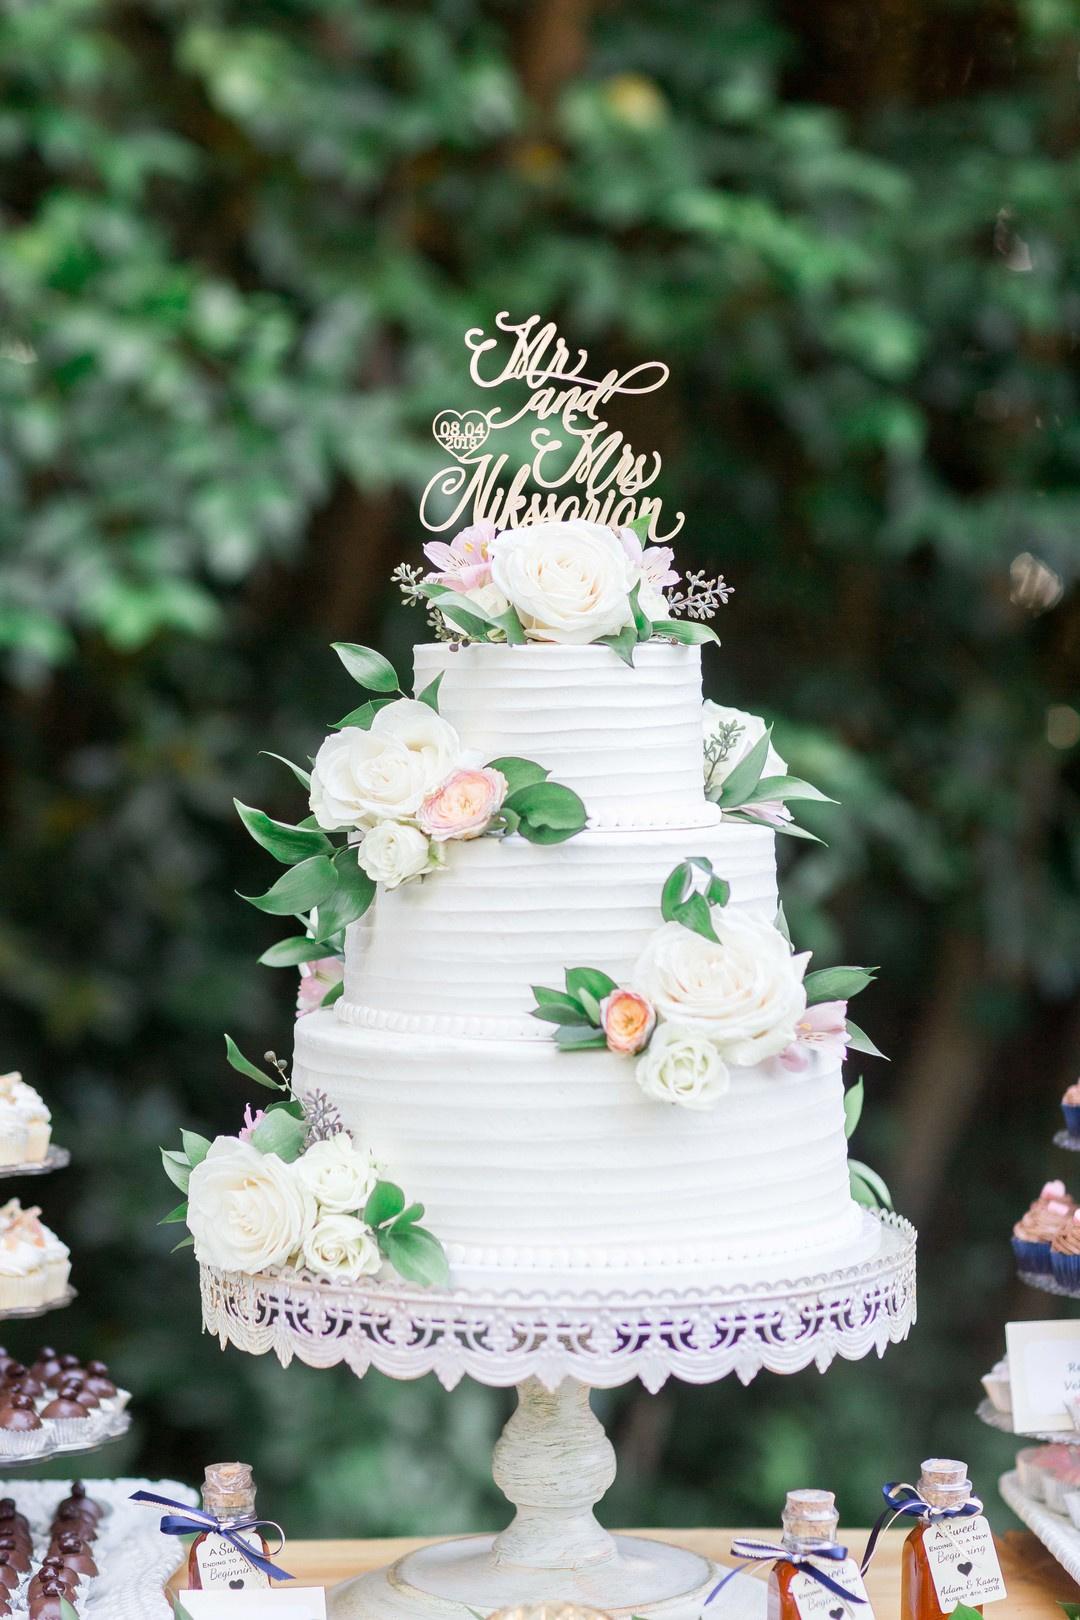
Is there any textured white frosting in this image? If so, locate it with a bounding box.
[414,642,714,828]
[339,819,778,1037]
[293,1013,875,1289]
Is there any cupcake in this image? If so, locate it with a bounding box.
[982,1357,1013,1415]
[0,1231,45,1311]
[1014,1200,1072,1275]
[1052,1210,1080,1289]
[1064,1082,1080,1138]
[39,1393,91,1447]
[0,1120,27,1171]
[0,1074,50,1163]
[0,1394,44,1457]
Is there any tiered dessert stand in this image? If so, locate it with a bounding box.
[979,1121,1080,1582]
[201,1207,916,1620]
[0,1144,131,1466]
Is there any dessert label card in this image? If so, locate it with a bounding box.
[180,1589,327,1619]
[193,1531,271,1591]
[1006,1318,1080,1433]
[786,1557,876,1620]
[923,1516,1007,1611]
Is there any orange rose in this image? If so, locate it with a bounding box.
[600,989,656,1055]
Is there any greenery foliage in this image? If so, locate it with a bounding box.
[1,0,1079,1541]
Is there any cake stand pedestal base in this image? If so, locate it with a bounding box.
[328,1379,730,1620]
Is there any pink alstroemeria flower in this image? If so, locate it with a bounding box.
[239,1104,267,1141]
[423,520,499,594]
[780,1000,850,1071]
[615,527,681,591]
[739,801,794,830]
[296,956,344,1018]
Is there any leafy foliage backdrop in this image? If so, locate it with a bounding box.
[1,0,1079,1538]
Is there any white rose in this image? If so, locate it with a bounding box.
[310,699,461,830]
[186,1138,315,1274]
[633,910,808,1065]
[301,1213,381,1281]
[294,1132,379,1213]
[357,822,434,889]
[702,701,787,792]
[490,521,639,644]
[634,1024,730,1110]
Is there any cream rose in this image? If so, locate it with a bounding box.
[357,822,435,888]
[310,699,462,830]
[418,766,508,842]
[490,521,639,644]
[301,1214,381,1281]
[186,1138,315,1274]
[294,1132,379,1214]
[634,1024,730,1110]
[702,701,787,792]
[632,910,808,1065]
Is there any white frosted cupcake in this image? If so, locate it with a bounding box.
[0,1235,45,1310]
[40,1224,71,1301]
[0,1119,28,1169]
[0,1073,50,1163]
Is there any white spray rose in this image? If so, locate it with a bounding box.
[634,1024,730,1110]
[702,701,787,791]
[310,699,461,830]
[186,1138,315,1274]
[357,822,435,889]
[633,910,808,1066]
[301,1214,381,1281]
[294,1132,379,1214]
[490,521,639,644]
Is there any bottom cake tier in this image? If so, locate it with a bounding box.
[293,1010,880,1291]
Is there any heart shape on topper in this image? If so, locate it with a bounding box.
[432,409,491,461]
[829,1608,845,1618]
[229,1579,245,1589]
[957,1562,973,1578]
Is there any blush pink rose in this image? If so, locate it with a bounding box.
[600,989,657,1055]
[418,766,508,842]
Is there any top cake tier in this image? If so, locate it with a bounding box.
[413,641,718,830]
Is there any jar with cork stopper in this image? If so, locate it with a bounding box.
[186,1462,272,1592]
[899,1459,998,1620]
[765,1489,872,1620]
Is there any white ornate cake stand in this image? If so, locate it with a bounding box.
[201,1210,916,1620]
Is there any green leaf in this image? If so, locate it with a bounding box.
[846,1019,888,1060]
[554,1025,609,1050]
[313,848,376,940]
[770,819,826,844]
[493,606,527,644]
[417,674,444,712]
[181,1130,211,1169]
[649,619,720,646]
[628,512,652,542]
[161,1148,191,1195]
[738,776,835,807]
[258,937,331,968]
[431,595,496,640]
[365,1180,406,1227]
[1056,1606,1080,1620]
[843,1077,865,1139]
[380,1223,450,1288]
[331,642,401,693]
[171,1594,196,1620]
[250,1108,307,1163]
[670,890,719,943]
[661,860,695,919]
[321,977,345,1008]
[804,966,877,1004]
[234,800,331,864]
[334,697,396,730]
[488,757,551,794]
[171,1235,195,1254]
[530,990,592,1026]
[224,1034,284,1091]
[260,751,311,789]
[239,854,337,915]
[392,1202,425,1228]
[565,966,618,1005]
[774,903,792,944]
[597,624,638,666]
[62,1600,83,1620]
[506,782,587,844]
[630,581,652,641]
[849,1159,894,1210]
[159,1201,189,1226]
[715,730,771,808]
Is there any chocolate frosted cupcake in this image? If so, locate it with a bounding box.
[1052,1211,1080,1289]
[1064,1082,1080,1137]
[1014,1199,1072,1275]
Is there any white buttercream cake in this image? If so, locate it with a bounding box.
[293,640,880,1292]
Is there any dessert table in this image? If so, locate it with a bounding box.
[166,1526,1079,1615]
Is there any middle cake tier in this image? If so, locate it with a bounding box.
[338,819,778,1038]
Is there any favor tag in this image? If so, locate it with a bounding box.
[923,1516,1007,1611]
[193,1530,271,1592]
[786,1558,875,1620]
[181,1589,326,1619]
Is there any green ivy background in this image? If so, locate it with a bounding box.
[1,0,1079,1541]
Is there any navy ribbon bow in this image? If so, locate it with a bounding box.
[706,1537,866,1609]
[860,1482,984,1574]
[129,1489,294,1583]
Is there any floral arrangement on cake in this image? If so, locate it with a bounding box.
[701,702,832,841]
[393,516,730,663]
[530,857,889,1205]
[162,1038,449,1288]
[235,641,587,1008]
